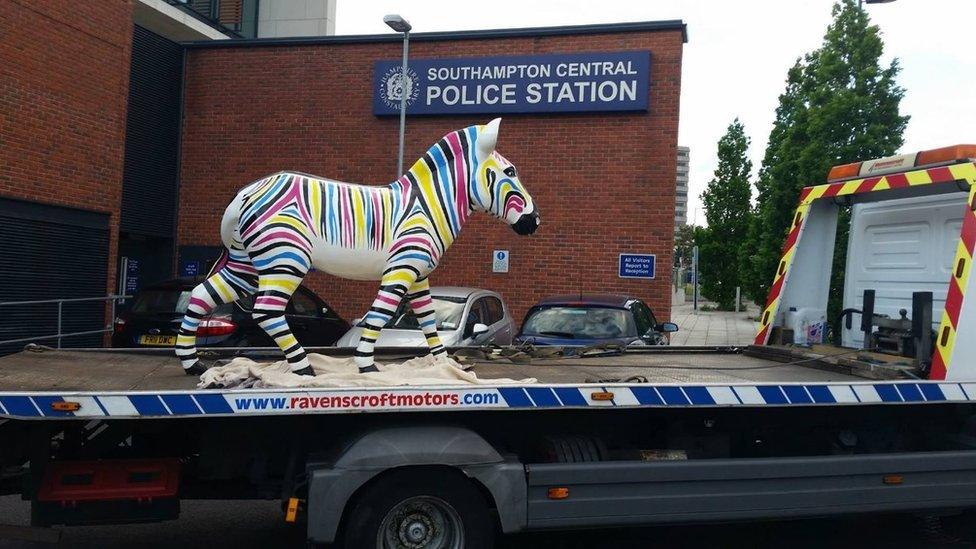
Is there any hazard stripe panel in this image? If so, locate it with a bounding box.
[755,162,976,354]
[2,382,976,419]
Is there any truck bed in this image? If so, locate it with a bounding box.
[0,347,967,419]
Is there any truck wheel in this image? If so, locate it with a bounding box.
[341,469,494,549]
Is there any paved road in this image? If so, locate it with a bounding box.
[2,495,974,548]
[669,300,760,346]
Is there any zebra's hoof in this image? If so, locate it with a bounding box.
[292,366,315,377]
[184,363,207,376]
[358,365,379,374]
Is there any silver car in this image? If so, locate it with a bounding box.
[334,287,516,348]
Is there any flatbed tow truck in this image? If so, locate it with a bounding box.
[5,146,976,547]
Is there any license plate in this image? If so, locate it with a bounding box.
[139,335,177,346]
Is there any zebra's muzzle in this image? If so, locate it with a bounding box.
[512,211,540,235]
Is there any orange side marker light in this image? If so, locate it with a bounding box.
[591,391,614,401]
[883,474,903,485]
[51,401,81,412]
[548,487,570,500]
[285,497,301,522]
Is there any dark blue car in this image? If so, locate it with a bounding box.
[515,294,677,347]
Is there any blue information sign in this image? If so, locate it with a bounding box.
[618,254,656,279]
[125,258,139,293]
[373,51,650,116]
[181,261,200,277]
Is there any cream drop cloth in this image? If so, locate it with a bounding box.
[198,353,536,389]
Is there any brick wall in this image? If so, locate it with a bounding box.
[0,0,133,299]
[179,29,683,325]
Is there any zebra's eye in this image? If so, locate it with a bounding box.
[504,167,517,178]
[485,168,496,186]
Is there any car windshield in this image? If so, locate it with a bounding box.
[130,289,236,315]
[520,306,637,339]
[358,296,467,331]
[130,290,192,314]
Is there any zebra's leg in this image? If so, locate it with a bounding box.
[406,277,447,357]
[355,266,419,373]
[251,254,314,376]
[176,250,258,375]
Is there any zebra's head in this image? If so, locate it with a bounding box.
[471,118,540,235]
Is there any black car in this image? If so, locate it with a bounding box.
[112,278,349,349]
[515,294,677,347]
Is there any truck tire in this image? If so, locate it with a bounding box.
[340,468,494,549]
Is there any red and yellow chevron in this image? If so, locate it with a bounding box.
[754,162,976,377]
[754,203,809,345]
[931,169,976,379]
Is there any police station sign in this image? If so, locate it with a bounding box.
[373,51,650,115]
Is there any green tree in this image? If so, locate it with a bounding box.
[673,224,697,268]
[742,0,909,319]
[699,119,753,309]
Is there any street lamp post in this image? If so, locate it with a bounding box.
[384,14,412,177]
[859,0,896,7]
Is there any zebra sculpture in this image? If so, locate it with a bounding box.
[176,118,539,376]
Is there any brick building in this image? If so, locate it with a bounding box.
[178,22,686,324]
[1,1,685,342]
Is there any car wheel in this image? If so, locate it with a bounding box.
[340,468,494,549]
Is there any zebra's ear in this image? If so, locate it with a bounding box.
[476,118,501,163]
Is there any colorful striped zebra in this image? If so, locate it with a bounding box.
[177,118,539,376]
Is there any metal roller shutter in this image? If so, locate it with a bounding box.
[120,25,182,239]
[0,199,109,354]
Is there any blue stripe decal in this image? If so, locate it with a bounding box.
[525,388,560,407]
[657,386,690,405]
[93,396,110,416]
[498,387,533,408]
[553,388,587,406]
[161,395,201,415]
[553,387,589,406]
[32,396,73,417]
[683,387,715,405]
[631,387,664,405]
[0,396,39,417]
[758,386,788,404]
[807,385,836,403]
[128,395,170,416]
[919,384,945,401]
[875,384,902,402]
[782,386,812,404]
[895,384,924,403]
[194,394,234,414]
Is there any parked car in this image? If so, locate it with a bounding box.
[515,294,677,347]
[335,287,515,348]
[112,278,349,348]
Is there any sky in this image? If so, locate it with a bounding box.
[335,0,976,225]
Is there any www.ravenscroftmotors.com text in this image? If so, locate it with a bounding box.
[232,391,501,411]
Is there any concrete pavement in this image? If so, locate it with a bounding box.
[669,300,759,346]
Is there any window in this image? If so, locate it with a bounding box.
[484,297,504,325]
[631,301,657,336]
[288,290,320,316]
[467,298,487,327]
[378,296,467,331]
[520,307,638,339]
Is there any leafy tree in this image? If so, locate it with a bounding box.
[699,119,753,309]
[742,0,909,320]
[673,224,697,268]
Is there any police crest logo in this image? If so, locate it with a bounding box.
[379,66,419,110]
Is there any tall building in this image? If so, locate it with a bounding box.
[135,1,337,41]
[675,146,690,232]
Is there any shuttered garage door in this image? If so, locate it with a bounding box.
[0,198,109,354]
